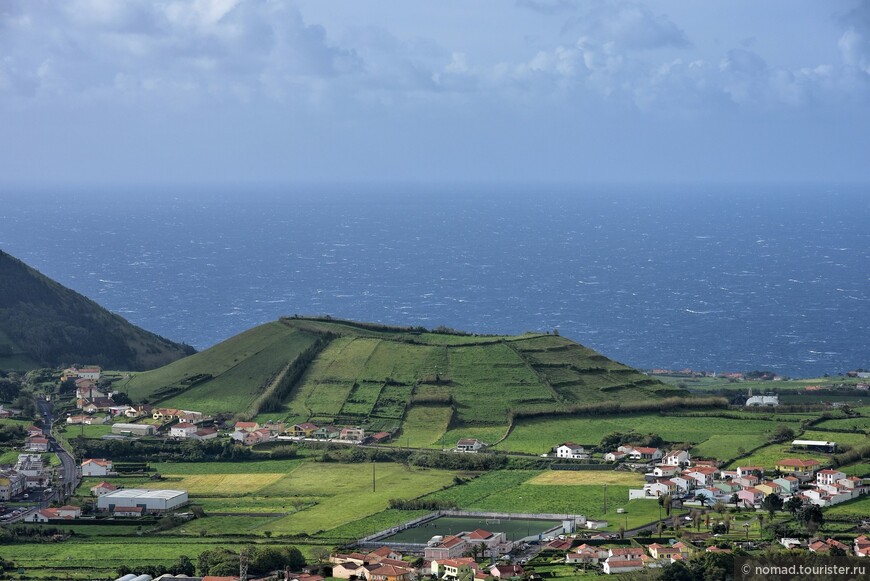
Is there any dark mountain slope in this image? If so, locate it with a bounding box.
[0,249,194,370]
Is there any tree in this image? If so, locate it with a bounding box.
[770,424,795,443]
[111,391,132,405]
[694,493,708,508]
[723,513,731,534]
[198,548,238,576]
[660,561,694,581]
[310,547,331,565]
[785,496,804,515]
[761,494,783,517]
[796,504,824,532]
[169,555,195,576]
[659,493,673,516]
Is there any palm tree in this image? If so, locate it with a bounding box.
[694,493,708,508]
[664,493,673,516]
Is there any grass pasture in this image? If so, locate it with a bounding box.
[801,429,869,447]
[725,443,829,470]
[823,495,870,520]
[254,462,457,536]
[120,321,320,414]
[692,434,768,460]
[141,473,286,496]
[496,412,780,454]
[390,405,453,448]
[527,471,644,486]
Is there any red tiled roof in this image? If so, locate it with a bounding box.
[777,458,820,467]
[465,528,493,539]
[91,481,117,491]
[439,535,465,548]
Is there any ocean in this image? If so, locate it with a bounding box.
[2,183,868,378]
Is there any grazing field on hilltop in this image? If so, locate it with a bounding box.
[117,317,680,435]
[119,321,320,414]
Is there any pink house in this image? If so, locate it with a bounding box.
[737,487,765,508]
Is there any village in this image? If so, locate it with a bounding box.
[2,364,869,580]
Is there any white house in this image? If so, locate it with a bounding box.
[662,450,691,466]
[90,481,118,496]
[628,447,663,462]
[555,442,587,459]
[81,458,113,477]
[456,439,485,453]
[169,422,198,439]
[191,427,219,440]
[25,436,50,452]
[652,465,679,478]
[77,367,102,381]
[817,470,847,486]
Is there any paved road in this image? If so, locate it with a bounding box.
[37,398,80,502]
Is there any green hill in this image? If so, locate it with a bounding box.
[120,317,693,445]
[0,249,195,371]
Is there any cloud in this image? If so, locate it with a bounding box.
[515,0,576,15]
[0,0,867,118]
[563,1,690,51]
[0,0,361,104]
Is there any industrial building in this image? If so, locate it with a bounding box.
[111,423,156,437]
[96,489,188,513]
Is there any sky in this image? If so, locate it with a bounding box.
[1,0,869,188]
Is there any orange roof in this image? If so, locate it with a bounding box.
[777,458,820,467]
[91,481,117,490]
[439,535,465,548]
[465,528,493,539]
[370,546,396,557]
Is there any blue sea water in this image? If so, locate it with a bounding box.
[1,183,869,378]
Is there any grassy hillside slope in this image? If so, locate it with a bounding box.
[120,317,691,447]
[0,249,194,370]
[119,321,322,414]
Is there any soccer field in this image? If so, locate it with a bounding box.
[382,515,561,543]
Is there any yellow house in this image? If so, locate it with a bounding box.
[775,458,820,473]
[370,564,411,581]
[754,482,781,496]
[289,422,319,437]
